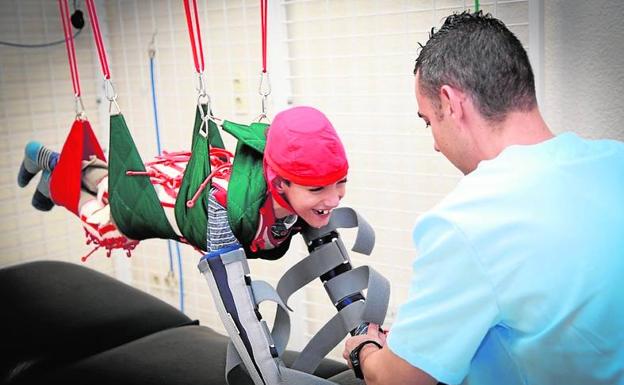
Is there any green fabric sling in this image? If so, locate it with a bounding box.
[108,113,179,241]
[174,105,225,251]
[221,120,269,247]
[108,110,276,254]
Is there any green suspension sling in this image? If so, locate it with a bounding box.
[175,106,225,250]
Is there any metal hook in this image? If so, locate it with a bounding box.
[103,79,121,115]
[109,99,121,115]
[197,94,212,138]
[258,71,271,97]
[74,95,87,120]
[104,79,118,102]
[196,72,209,97]
[148,30,157,58]
[257,71,271,118]
[261,96,268,118]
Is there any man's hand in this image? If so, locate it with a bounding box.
[342,323,438,385]
[343,322,386,368]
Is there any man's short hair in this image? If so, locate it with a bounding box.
[414,11,537,122]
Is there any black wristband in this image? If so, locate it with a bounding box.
[349,340,382,379]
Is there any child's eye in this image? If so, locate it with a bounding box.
[308,186,324,192]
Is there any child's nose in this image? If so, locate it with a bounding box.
[323,192,341,208]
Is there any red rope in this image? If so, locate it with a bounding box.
[183,0,205,73]
[58,0,80,96]
[124,148,233,208]
[260,0,268,73]
[85,0,111,79]
[186,163,232,208]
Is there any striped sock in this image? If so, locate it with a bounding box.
[18,141,59,187]
[30,142,59,171]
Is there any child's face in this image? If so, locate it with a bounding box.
[279,178,347,228]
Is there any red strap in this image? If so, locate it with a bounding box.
[58,0,80,96]
[85,0,111,79]
[183,0,205,73]
[186,163,232,208]
[260,0,268,73]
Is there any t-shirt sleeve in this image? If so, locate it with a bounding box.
[387,213,500,385]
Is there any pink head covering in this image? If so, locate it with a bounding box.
[264,106,348,210]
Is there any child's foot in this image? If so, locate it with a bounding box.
[31,170,54,211]
[17,141,59,187]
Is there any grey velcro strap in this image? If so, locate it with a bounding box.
[251,280,291,355]
[276,240,348,307]
[302,207,375,255]
[279,366,341,385]
[324,266,390,325]
[273,241,348,355]
[291,266,390,374]
[291,301,366,374]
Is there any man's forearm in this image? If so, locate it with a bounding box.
[361,346,438,385]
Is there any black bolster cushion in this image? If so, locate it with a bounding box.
[0,260,192,383]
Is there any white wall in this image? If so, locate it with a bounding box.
[543,0,624,140]
[1,0,622,361]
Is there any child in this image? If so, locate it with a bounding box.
[19,106,381,384]
[18,106,348,258]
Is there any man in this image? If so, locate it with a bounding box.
[343,11,624,385]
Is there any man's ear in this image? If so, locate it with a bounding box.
[440,85,465,122]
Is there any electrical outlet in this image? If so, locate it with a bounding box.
[233,76,248,115]
[234,95,247,115]
[150,272,161,286]
[164,271,177,288]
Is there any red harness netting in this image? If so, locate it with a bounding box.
[126,147,233,208]
[81,224,139,261]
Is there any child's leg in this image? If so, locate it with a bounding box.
[17,141,58,187]
[18,141,60,211]
[81,156,108,195]
[78,156,108,211]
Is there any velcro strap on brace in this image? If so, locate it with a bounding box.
[277,240,349,306]
[273,240,348,353]
[324,266,389,324]
[250,280,291,356]
[291,265,389,373]
[226,343,339,385]
[303,207,375,255]
[270,208,389,375]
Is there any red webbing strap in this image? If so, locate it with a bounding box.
[183,0,205,73]
[260,0,268,73]
[58,0,80,96]
[85,0,111,79]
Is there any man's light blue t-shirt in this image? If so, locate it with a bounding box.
[388,132,624,385]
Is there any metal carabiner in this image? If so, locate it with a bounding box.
[256,98,270,123]
[148,30,157,59]
[104,79,121,115]
[257,71,271,121]
[104,78,118,102]
[197,93,212,138]
[196,72,209,97]
[258,71,271,98]
[74,95,87,120]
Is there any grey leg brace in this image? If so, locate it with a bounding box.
[198,247,281,385]
[198,207,389,385]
